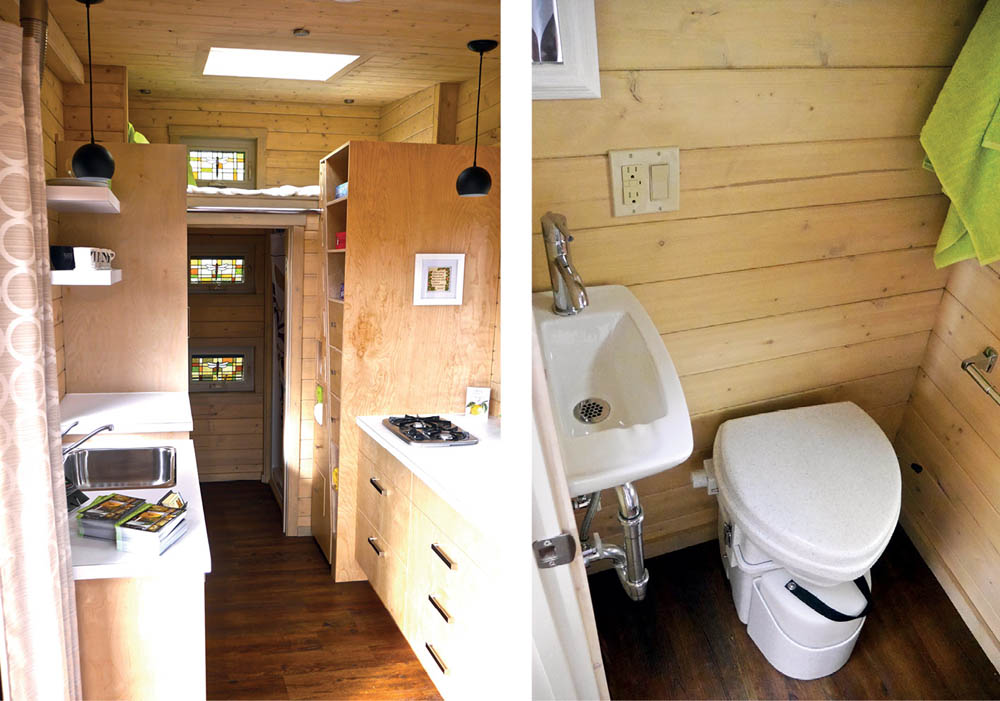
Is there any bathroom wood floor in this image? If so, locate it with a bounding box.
[589,528,1000,700]
[201,481,440,700]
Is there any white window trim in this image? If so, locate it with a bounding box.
[532,0,601,100]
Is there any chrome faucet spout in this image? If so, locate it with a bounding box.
[62,424,114,455]
[540,212,588,316]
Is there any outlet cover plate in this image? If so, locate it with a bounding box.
[608,146,680,217]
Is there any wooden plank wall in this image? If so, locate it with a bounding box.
[188,231,268,482]
[379,82,461,145]
[64,65,127,143]
[129,98,380,187]
[532,0,982,559]
[895,261,1000,668]
[457,68,498,147]
[295,214,324,535]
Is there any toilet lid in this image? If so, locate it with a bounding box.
[713,402,901,583]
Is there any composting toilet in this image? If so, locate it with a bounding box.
[710,401,901,680]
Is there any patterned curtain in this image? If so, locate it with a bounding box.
[0,22,82,700]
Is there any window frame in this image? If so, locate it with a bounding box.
[181,136,258,188]
[189,345,255,393]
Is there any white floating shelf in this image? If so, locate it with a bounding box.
[46,186,120,214]
[51,269,122,286]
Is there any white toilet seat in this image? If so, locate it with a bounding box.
[713,402,901,586]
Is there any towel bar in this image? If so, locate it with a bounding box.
[961,347,1000,407]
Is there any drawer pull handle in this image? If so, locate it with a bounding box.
[425,643,448,675]
[431,543,457,570]
[367,537,384,557]
[428,594,452,623]
[369,477,385,495]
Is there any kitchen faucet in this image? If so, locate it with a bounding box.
[540,212,588,316]
[62,424,114,455]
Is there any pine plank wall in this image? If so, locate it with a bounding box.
[532,0,985,568]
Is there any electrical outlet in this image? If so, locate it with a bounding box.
[609,147,680,217]
[622,165,644,205]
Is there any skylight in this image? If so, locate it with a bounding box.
[203,47,359,81]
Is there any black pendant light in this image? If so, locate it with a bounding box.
[71,0,115,180]
[456,39,497,197]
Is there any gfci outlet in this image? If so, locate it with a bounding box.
[609,147,680,217]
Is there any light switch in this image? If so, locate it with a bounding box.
[608,146,680,217]
[650,164,670,201]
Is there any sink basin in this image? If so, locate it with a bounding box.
[534,285,693,496]
[64,447,177,491]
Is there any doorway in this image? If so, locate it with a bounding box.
[188,228,286,506]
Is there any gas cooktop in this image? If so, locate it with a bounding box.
[383,415,479,446]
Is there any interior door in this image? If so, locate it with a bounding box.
[532,327,610,700]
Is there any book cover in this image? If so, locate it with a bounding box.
[76,493,146,522]
[116,503,186,534]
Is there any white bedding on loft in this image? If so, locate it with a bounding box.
[187,184,320,197]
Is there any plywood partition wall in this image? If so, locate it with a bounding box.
[895,261,1000,668]
[56,142,188,393]
[532,0,980,559]
[335,141,500,581]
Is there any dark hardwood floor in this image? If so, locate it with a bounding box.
[201,481,439,700]
[589,527,1000,699]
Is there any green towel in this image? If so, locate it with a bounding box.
[921,0,1000,268]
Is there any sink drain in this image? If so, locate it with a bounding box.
[573,397,610,424]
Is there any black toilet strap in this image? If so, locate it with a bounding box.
[784,576,872,622]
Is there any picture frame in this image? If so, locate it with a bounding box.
[532,0,601,100]
[413,253,465,306]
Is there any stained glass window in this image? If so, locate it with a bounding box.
[190,257,245,285]
[189,150,246,182]
[190,355,245,383]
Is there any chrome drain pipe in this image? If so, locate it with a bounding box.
[614,482,648,600]
[579,482,649,601]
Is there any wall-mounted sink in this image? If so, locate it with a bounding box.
[534,285,693,496]
[64,447,177,491]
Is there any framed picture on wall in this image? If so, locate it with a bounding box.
[413,253,465,306]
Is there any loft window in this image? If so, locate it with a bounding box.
[190,149,245,183]
[181,136,257,188]
[189,346,254,393]
[190,256,246,285]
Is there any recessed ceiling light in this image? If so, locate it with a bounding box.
[344,98,354,104]
[292,27,310,37]
[139,88,152,95]
[203,47,359,81]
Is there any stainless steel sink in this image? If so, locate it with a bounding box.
[64,447,176,490]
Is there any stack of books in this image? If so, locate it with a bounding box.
[115,503,188,556]
[76,493,146,540]
[76,492,188,556]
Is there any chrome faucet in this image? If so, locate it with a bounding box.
[541,212,588,316]
[62,424,114,455]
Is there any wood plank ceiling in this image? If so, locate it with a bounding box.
[46,0,500,105]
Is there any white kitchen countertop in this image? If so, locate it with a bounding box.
[356,414,501,540]
[60,392,193,435]
[69,439,212,581]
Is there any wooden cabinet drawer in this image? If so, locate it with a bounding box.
[328,300,344,350]
[412,474,488,572]
[355,512,407,624]
[408,507,487,636]
[357,453,411,558]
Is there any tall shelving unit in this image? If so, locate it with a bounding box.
[312,142,349,562]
